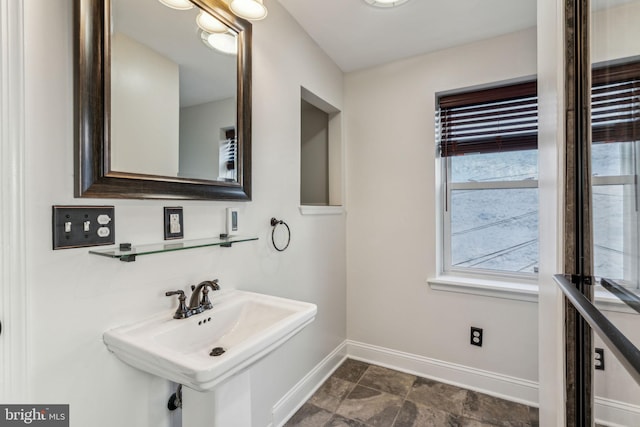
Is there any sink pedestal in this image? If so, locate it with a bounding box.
[182,370,252,427]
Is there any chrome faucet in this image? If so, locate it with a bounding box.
[188,279,220,314]
[165,279,220,319]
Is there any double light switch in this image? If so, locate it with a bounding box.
[52,205,115,249]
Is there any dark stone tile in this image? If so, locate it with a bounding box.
[359,365,416,397]
[326,414,370,427]
[336,385,403,427]
[528,407,539,426]
[406,377,469,415]
[462,392,531,426]
[333,359,370,383]
[458,418,504,426]
[393,400,461,427]
[284,403,333,427]
[309,376,355,412]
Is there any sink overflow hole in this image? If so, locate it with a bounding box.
[210,347,226,357]
[198,317,213,326]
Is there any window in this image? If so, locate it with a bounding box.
[591,61,640,285]
[436,61,640,280]
[218,128,237,182]
[437,81,539,276]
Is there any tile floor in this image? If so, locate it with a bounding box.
[284,359,539,427]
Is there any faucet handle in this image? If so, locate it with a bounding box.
[166,290,185,297]
[165,290,190,319]
[200,287,213,310]
[199,280,220,310]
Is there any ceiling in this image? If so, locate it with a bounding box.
[275,0,635,73]
[276,0,537,72]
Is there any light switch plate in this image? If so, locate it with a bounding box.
[226,207,239,235]
[52,205,115,249]
[164,207,184,240]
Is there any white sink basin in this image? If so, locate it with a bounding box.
[103,289,317,391]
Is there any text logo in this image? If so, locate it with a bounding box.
[0,405,68,426]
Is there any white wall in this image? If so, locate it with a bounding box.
[21,1,344,427]
[345,28,540,391]
[179,97,235,181]
[592,1,640,65]
[111,32,180,177]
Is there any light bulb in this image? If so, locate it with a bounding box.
[201,31,238,55]
[363,0,410,8]
[230,0,268,21]
[196,11,228,33]
[157,0,194,11]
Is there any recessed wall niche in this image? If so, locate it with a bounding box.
[300,87,343,207]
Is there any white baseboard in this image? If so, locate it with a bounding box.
[595,397,640,427]
[345,340,539,407]
[271,342,347,427]
[270,339,640,427]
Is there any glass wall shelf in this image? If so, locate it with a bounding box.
[88,236,258,262]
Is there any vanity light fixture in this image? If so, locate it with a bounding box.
[363,0,411,7]
[159,0,268,22]
[229,0,268,21]
[157,0,194,11]
[200,31,238,55]
[196,11,228,33]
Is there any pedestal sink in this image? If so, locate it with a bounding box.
[104,289,317,426]
[104,289,317,391]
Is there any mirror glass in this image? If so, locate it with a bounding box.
[111,0,238,182]
[590,0,640,282]
[74,0,251,200]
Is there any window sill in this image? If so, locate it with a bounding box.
[427,275,539,303]
[594,287,640,315]
[428,275,639,313]
[299,205,344,216]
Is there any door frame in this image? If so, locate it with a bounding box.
[1,0,29,402]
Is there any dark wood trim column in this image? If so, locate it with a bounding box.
[564,0,594,424]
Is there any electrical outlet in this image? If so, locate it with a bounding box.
[170,214,181,234]
[470,327,483,347]
[164,207,184,240]
[52,205,115,249]
[595,348,605,370]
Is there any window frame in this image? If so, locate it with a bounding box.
[590,60,640,286]
[437,79,539,279]
[433,64,640,306]
[438,61,640,281]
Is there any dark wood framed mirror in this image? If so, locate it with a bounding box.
[74,0,251,200]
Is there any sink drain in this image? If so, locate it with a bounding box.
[210,347,226,357]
